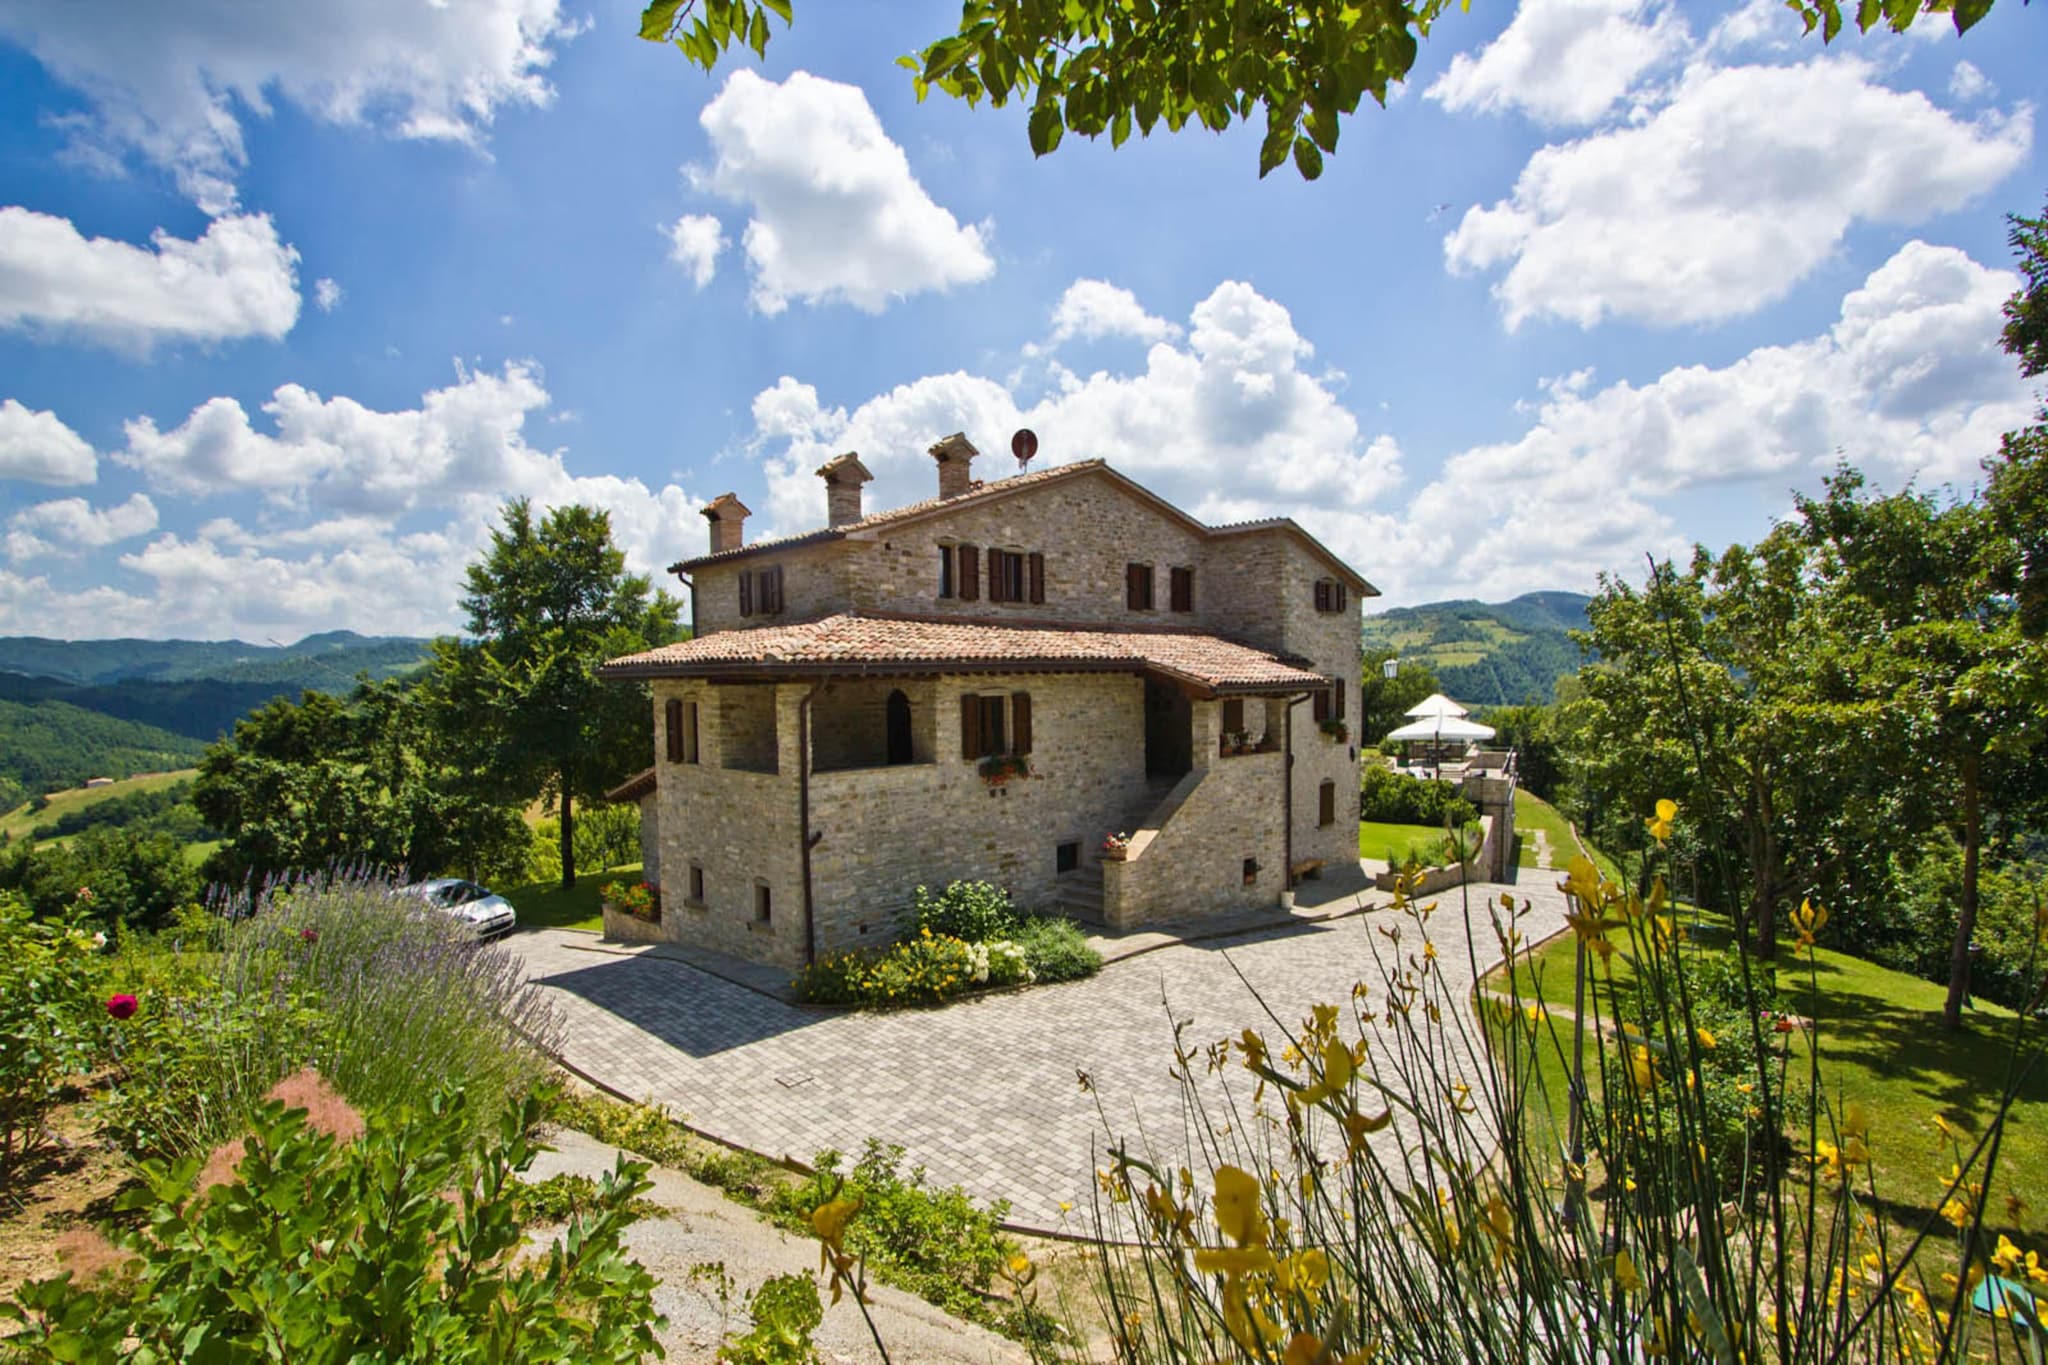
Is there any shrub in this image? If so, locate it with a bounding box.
[772,1140,1012,1326]
[603,878,656,920]
[858,928,978,1006]
[719,1273,822,1365]
[790,948,872,1006]
[0,1089,664,1363]
[1011,914,1102,983]
[0,826,200,930]
[1358,764,1477,827]
[0,892,104,1182]
[911,879,1017,941]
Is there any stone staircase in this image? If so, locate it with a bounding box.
[1049,774,1183,923]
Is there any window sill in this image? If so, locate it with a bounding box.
[683,898,708,913]
[748,919,775,934]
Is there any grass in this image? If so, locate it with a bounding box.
[1486,904,2047,1267]
[501,862,642,931]
[1359,820,1463,866]
[0,769,197,842]
[1513,787,1621,882]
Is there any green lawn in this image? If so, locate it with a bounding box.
[1488,916,2047,1259]
[1513,788,1622,882]
[1358,820,1477,866]
[0,769,198,842]
[502,862,643,932]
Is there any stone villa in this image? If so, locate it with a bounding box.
[601,435,1371,969]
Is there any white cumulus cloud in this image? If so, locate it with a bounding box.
[0,208,301,350]
[693,69,995,315]
[1427,0,1688,127]
[313,277,343,312]
[0,0,577,213]
[1046,280,1181,346]
[665,213,726,288]
[1444,56,2031,329]
[0,399,97,485]
[5,493,158,562]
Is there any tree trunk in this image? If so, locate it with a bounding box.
[1744,770,1780,961]
[559,778,576,891]
[1941,751,1983,1031]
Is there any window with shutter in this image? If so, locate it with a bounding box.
[1313,687,1331,723]
[1335,679,1346,720]
[960,693,982,759]
[759,565,784,615]
[1334,581,1348,612]
[978,695,1006,755]
[1028,552,1045,604]
[1312,579,1329,612]
[684,701,699,763]
[665,699,685,763]
[1011,692,1032,754]
[738,572,753,617]
[1126,563,1154,611]
[1170,566,1193,612]
[1221,698,1244,739]
[958,545,980,601]
[938,546,954,599]
[987,550,1007,604]
[1318,780,1336,827]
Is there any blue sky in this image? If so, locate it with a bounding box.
[0,0,2042,641]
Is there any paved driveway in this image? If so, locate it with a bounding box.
[509,875,1569,1230]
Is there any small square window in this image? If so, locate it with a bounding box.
[1242,857,1259,886]
[688,863,705,905]
[1056,841,1080,874]
[754,882,772,923]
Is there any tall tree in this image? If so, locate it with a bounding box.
[432,501,682,889]
[639,0,2004,180]
[1358,650,1441,752]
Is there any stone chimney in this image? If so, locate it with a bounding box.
[702,492,751,554]
[928,432,979,499]
[815,452,874,528]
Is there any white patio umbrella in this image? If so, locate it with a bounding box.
[1384,715,1495,744]
[1405,692,1470,719]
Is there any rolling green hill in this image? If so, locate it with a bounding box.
[0,631,433,801]
[1362,591,1592,708]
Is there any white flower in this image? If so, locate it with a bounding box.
[91,931,108,949]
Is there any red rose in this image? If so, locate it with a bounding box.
[106,994,139,1020]
[300,928,320,944]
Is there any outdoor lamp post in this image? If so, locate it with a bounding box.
[1382,657,1399,680]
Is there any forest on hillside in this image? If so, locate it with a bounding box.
[1359,591,1591,708]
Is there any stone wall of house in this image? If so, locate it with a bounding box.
[637,792,661,888]
[647,680,807,969]
[690,541,845,637]
[806,671,1149,954]
[719,685,780,773]
[1104,698,1286,926]
[840,475,1211,627]
[810,677,938,771]
[1264,537,1364,876]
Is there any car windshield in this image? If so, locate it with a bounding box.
[442,883,484,905]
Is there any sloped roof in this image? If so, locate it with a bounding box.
[600,612,1330,695]
[673,459,1375,594]
[604,767,657,803]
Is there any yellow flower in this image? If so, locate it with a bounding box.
[1841,1102,1869,1139]
[811,1195,859,1252]
[1284,1334,1327,1365]
[1212,1166,1267,1248]
[1792,896,1828,950]
[1695,1026,1717,1051]
[1292,1247,1331,1294]
[1342,1107,1394,1156]
[1630,1045,1658,1090]
[1645,798,1678,844]
[1614,1248,1642,1294]
[1993,1235,2023,1276]
[1560,856,1605,906]
[1194,1246,1278,1276]
[1931,1113,1966,1142]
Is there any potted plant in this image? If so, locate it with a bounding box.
[1100,831,1132,861]
[979,753,1032,786]
[1318,718,1349,744]
[603,879,659,924]
[1255,732,1278,752]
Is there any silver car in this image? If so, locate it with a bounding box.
[400,878,518,940]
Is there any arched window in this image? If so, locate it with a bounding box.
[886,689,913,765]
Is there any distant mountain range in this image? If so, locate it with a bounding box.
[0,631,434,803]
[1362,591,1593,709]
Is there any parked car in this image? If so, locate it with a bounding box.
[396,878,518,940]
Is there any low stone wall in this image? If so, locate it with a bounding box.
[601,903,666,945]
[1104,750,1286,927]
[1371,814,1494,896]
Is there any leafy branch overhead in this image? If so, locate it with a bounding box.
[637,0,2013,182]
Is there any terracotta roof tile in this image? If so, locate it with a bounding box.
[602,612,1328,693]
[604,767,657,803]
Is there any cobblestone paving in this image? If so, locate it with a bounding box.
[510,874,1570,1230]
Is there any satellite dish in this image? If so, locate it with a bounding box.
[1011,428,1038,469]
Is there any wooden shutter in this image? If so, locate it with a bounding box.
[958,545,980,601]
[988,550,1008,604]
[665,698,684,763]
[1334,582,1347,612]
[767,566,785,614]
[1221,698,1244,736]
[1170,566,1192,612]
[738,571,753,617]
[1126,563,1142,610]
[1028,552,1044,604]
[1335,679,1346,720]
[938,546,954,599]
[684,701,699,763]
[1011,692,1032,754]
[1319,780,1336,827]
[960,692,982,759]
[1313,688,1330,723]
[1312,580,1329,612]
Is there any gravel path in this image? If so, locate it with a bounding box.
[508,872,1570,1231]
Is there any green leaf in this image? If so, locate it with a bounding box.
[748,4,770,56]
[1292,135,1324,180]
[1953,0,1993,29]
[1111,107,1132,147]
[1257,106,1294,178]
[1027,100,1065,156]
[637,0,684,42]
[760,0,793,21]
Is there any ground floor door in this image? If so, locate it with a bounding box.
[1144,677,1193,780]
